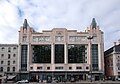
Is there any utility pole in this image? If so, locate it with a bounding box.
[87,36,93,82]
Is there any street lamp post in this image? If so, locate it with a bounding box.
[87,36,93,82]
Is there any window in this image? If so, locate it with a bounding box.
[1,61,3,64]
[55,44,64,63]
[1,47,5,51]
[0,67,3,72]
[13,47,16,50]
[8,54,10,59]
[37,67,42,69]
[13,54,16,57]
[55,66,63,69]
[21,45,27,71]
[13,60,15,64]
[8,47,11,52]
[8,61,10,65]
[47,67,50,70]
[92,44,98,71]
[23,36,27,42]
[32,45,51,63]
[118,67,120,70]
[13,67,15,72]
[1,54,4,57]
[30,67,33,70]
[68,45,86,63]
[7,67,10,72]
[86,66,89,69]
[69,67,72,70]
[76,67,82,69]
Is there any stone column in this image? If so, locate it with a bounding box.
[51,43,55,72]
[64,43,68,64]
[18,44,21,72]
[51,43,54,64]
[27,43,30,71]
[98,43,101,71]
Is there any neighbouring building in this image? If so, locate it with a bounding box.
[18,18,104,82]
[0,44,18,82]
[104,40,120,80]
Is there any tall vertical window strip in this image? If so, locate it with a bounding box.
[32,45,51,63]
[68,45,86,63]
[0,67,3,72]
[92,44,98,71]
[55,44,64,63]
[21,45,28,71]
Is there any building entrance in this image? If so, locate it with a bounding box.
[29,72,89,82]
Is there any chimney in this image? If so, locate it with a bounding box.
[114,42,116,46]
[118,39,120,44]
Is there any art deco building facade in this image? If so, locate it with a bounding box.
[104,40,120,80]
[18,18,104,81]
[0,44,18,82]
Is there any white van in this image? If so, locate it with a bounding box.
[117,76,120,81]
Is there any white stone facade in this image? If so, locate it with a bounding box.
[0,44,18,76]
[105,42,120,79]
[18,19,104,81]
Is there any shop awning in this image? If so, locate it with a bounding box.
[7,75,16,79]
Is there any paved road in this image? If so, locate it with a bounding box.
[1,81,120,84]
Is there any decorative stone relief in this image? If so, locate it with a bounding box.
[33,36,50,42]
[69,36,87,42]
[55,36,64,42]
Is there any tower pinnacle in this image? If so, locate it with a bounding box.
[91,18,97,28]
[23,19,29,28]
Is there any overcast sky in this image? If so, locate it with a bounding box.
[0,0,120,50]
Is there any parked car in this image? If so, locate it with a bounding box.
[71,77,75,82]
[117,78,120,81]
[17,80,29,83]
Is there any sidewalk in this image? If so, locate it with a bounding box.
[28,80,120,84]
